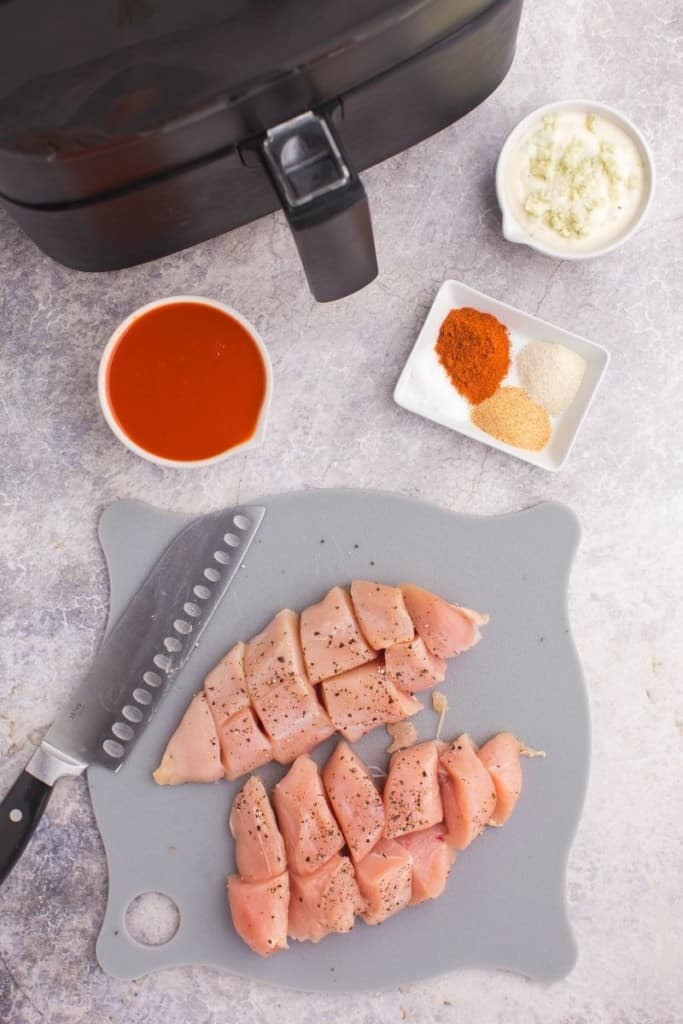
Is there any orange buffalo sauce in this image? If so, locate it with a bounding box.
[106,301,268,462]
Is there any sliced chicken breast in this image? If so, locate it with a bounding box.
[322,740,385,864]
[227,873,289,956]
[355,837,413,925]
[384,635,446,693]
[229,776,287,883]
[320,660,422,743]
[273,754,345,876]
[152,692,223,785]
[204,641,250,727]
[244,609,333,762]
[253,674,334,764]
[439,734,496,849]
[401,584,488,659]
[350,580,414,650]
[396,824,456,905]
[219,707,272,781]
[477,732,523,825]
[300,586,376,683]
[244,609,309,705]
[288,854,365,942]
[384,741,443,838]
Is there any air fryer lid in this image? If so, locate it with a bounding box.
[0,0,488,205]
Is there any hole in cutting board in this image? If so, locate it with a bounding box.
[125,892,180,946]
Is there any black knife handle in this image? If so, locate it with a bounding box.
[0,769,52,886]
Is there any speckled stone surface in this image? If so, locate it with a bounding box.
[0,2,681,1022]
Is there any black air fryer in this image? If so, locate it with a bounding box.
[0,1,522,300]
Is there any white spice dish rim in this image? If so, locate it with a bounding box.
[393,279,610,472]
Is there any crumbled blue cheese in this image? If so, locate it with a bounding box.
[506,109,646,251]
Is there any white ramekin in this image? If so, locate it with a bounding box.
[98,295,273,468]
[495,99,655,260]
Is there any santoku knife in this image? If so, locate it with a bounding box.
[0,504,265,885]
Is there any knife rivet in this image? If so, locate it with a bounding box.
[233,515,250,531]
[213,550,230,565]
[224,532,240,548]
[204,568,221,582]
[123,705,143,723]
[133,688,152,705]
[9,808,23,823]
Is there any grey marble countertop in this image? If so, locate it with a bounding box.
[1,2,681,1022]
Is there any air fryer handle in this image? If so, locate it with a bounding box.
[260,111,378,302]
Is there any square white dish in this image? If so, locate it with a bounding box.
[393,280,610,471]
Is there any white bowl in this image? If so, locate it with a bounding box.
[496,99,655,260]
[98,295,273,468]
[393,279,610,472]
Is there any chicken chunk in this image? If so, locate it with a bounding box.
[477,732,523,825]
[439,735,496,849]
[322,741,385,864]
[288,854,365,942]
[355,838,413,925]
[152,692,223,785]
[300,586,376,683]
[384,741,443,838]
[227,873,289,956]
[385,635,446,693]
[320,660,422,742]
[396,824,456,905]
[350,580,414,650]
[273,755,344,875]
[229,776,287,882]
[401,584,488,659]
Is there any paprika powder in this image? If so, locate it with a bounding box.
[435,307,511,404]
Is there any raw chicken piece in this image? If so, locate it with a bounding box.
[439,735,496,849]
[229,776,287,882]
[401,584,488,659]
[385,635,446,693]
[227,873,289,956]
[254,674,334,764]
[355,837,413,924]
[244,609,333,762]
[396,824,456,905]
[386,721,419,753]
[218,707,272,781]
[384,741,443,838]
[153,693,223,785]
[244,609,309,705]
[300,586,376,683]
[273,755,344,876]
[288,854,365,942]
[320,660,422,742]
[204,641,250,726]
[322,741,385,864]
[350,580,414,651]
[477,732,523,825]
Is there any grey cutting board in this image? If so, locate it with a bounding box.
[89,490,590,990]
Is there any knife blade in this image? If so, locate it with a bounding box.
[0,504,265,885]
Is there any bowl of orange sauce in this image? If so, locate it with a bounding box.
[98,296,273,467]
